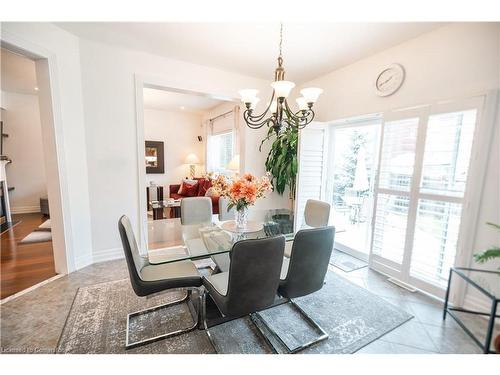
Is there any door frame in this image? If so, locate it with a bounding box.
[0,33,73,273]
[326,115,382,261]
[134,75,237,253]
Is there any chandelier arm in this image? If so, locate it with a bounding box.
[244,111,276,128]
[246,91,276,122]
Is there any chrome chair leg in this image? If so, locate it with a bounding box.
[252,298,329,354]
[125,288,199,349]
[200,290,219,353]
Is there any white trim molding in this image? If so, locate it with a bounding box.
[92,247,124,264]
[10,205,41,214]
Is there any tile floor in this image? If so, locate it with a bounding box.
[0,258,496,354]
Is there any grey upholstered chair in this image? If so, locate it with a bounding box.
[218,196,235,221]
[180,196,212,225]
[118,215,202,349]
[254,226,335,353]
[201,235,285,352]
[284,199,331,257]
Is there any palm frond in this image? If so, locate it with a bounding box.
[473,247,500,264]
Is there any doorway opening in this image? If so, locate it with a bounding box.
[0,47,56,299]
[136,83,238,254]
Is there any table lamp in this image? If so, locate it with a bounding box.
[185,153,200,178]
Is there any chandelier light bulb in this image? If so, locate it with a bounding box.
[270,80,295,99]
[238,89,259,104]
[296,97,309,111]
[300,87,323,104]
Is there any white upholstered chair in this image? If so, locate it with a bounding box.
[284,199,331,257]
[180,196,212,225]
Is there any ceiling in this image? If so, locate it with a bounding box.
[56,22,443,83]
[1,48,38,95]
[143,87,226,113]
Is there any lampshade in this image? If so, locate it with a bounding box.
[250,97,260,111]
[238,89,259,104]
[185,153,200,164]
[227,154,240,171]
[295,97,309,111]
[270,80,295,98]
[300,87,323,103]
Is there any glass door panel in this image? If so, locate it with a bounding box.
[329,122,380,260]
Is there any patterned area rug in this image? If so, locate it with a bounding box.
[56,271,412,354]
[330,249,368,272]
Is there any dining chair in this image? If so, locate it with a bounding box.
[252,226,335,353]
[180,196,212,225]
[201,235,285,353]
[118,215,202,349]
[218,196,235,221]
[284,199,331,257]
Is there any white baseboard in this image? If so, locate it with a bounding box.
[74,254,93,270]
[11,205,41,214]
[92,247,124,264]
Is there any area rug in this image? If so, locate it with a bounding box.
[56,271,413,354]
[35,219,51,232]
[19,230,52,244]
[330,249,368,272]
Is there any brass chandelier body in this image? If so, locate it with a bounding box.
[240,24,322,135]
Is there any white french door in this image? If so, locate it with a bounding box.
[369,96,485,298]
[294,122,329,230]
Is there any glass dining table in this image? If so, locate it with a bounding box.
[147,208,295,265]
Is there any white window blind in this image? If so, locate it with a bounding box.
[372,193,410,264]
[419,110,476,197]
[295,124,327,230]
[378,118,419,192]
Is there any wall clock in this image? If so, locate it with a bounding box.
[374,63,405,97]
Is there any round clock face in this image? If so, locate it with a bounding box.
[375,64,405,97]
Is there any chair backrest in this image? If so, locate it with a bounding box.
[218,196,235,221]
[304,199,330,227]
[180,196,213,225]
[280,226,335,299]
[118,215,148,296]
[225,236,285,316]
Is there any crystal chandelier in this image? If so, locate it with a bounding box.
[239,24,323,135]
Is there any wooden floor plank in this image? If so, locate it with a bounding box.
[1,213,57,299]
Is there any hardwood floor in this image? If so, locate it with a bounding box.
[1,213,56,299]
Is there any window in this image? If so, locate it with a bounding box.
[207,131,234,175]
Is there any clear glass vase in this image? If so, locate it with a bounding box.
[235,206,249,229]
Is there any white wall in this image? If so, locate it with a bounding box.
[144,108,204,187]
[1,90,47,213]
[301,23,500,306]
[302,23,499,121]
[1,23,93,272]
[77,38,288,259]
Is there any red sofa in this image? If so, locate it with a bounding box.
[169,177,220,214]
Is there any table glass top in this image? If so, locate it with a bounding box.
[147,208,294,265]
[453,267,500,299]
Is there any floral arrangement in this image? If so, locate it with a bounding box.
[212,173,273,212]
